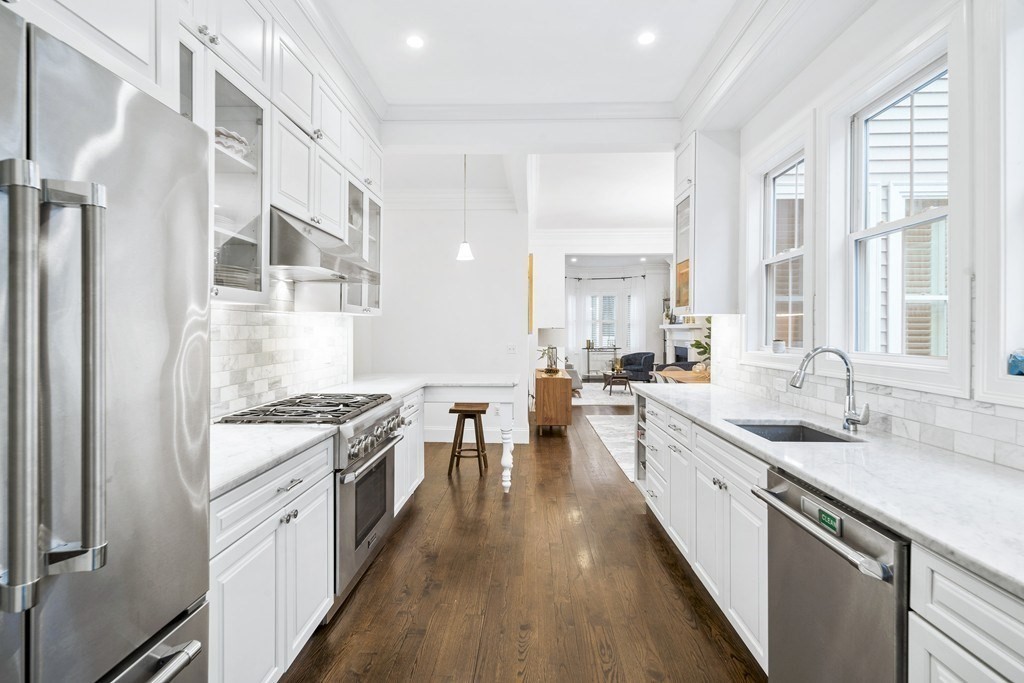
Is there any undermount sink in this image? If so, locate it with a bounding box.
[726,420,862,443]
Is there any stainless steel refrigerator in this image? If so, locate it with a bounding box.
[0,6,211,682]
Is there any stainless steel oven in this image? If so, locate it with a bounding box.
[332,433,401,612]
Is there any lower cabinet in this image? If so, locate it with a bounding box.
[210,472,335,683]
[639,401,769,673]
[395,397,425,515]
[908,613,1003,682]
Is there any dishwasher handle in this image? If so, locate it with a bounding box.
[752,486,893,582]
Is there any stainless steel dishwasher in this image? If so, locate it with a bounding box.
[753,470,909,682]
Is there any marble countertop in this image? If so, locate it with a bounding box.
[210,424,337,500]
[634,383,1024,601]
[210,373,520,500]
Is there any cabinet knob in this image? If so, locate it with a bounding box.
[313,128,324,140]
[363,177,373,185]
[208,34,220,46]
[712,477,720,487]
[197,24,210,36]
[211,286,220,297]
[280,512,291,524]
[291,508,299,519]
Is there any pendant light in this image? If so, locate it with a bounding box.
[456,154,475,261]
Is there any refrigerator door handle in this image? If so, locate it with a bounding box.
[41,178,109,575]
[0,158,43,614]
[145,640,202,683]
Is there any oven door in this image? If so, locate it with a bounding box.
[335,436,400,605]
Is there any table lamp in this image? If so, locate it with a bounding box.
[537,327,567,374]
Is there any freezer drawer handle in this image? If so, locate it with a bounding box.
[752,485,893,582]
[146,640,202,683]
[42,178,109,576]
[0,158,43,613]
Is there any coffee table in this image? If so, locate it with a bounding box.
[602,371,632,395]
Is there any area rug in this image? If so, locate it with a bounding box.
[572,381,638,407]
[585,414,636,481]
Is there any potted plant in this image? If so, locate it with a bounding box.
[691,316,712,370]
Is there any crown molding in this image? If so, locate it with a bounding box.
[386,189,519,212]
[384,101,678,123]
[296,0,389,121]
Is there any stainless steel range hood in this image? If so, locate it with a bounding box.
[269,207,380,283]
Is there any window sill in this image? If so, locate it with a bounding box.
[813,352,969,398]
[740,349,807,371]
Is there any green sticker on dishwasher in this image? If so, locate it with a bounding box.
[818,509,839,534]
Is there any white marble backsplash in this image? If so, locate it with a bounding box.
[711,314,1024,473]
[210,280,351,418]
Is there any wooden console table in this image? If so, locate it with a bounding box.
[534,369,572,433]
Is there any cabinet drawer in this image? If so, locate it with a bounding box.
[646,467,668,522]
[645,423,670,480]
[645,400,671,433]
[909,612,1005,682]
[911,544,1024,681]
[210,438,333,558]
[402,388,425,410]
[694,427,767,487]
[665,413,692,449]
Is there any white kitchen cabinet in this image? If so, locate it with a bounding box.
[314,76,346,161]
[910,544,1024,681]
[313,148,346,240]
[272,23,315,133]
[691,455,725,602]
[209,439,336,683]
[908,613,1004,682]
[209,55,271,305]
[674,134,695,199]
[673,130,739,315]
[343,186,383,315]
[666,440,693,559]
[723,478,768,668]
[343,115,368,176]
[271,107,315,221]
[395,391,425,515]
[7,0,178,107]
[209,511,286,683]
[207,0,272,94]
[365,144,383,195]
[284,476,335,664]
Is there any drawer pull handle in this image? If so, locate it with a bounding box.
[277,478,303,494]
[648,409,659,417]
[668,444,680,453]
[670,424,683,432]
[648,445,658,452]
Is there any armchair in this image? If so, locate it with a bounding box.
[620,352,655,382]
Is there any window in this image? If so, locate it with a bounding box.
[588,294,617,347]
[852,64,949,357]
[763,156,806,348]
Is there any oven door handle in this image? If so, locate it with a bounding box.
[342,435,403,484]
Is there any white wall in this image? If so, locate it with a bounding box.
[354,177,531,444]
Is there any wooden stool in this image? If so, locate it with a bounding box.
[448,403,489,477]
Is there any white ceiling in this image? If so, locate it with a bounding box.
[567,254,671,268]
[384,154,509,190]
[533,153,674,233]
[315,0,740,106]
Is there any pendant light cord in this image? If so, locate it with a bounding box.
[463,154,468,241]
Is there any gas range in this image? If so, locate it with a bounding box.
[219,392,403,471]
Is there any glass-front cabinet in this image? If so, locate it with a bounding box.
[674,192,693,313]
[343,180,382,315]
[208,57,270,304]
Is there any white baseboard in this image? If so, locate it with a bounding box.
[424,426,531,445]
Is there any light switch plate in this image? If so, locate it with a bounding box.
[506,344,518,354]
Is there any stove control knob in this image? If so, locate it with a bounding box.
[374,425,385,440]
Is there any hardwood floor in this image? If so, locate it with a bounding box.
[282,406,766,682]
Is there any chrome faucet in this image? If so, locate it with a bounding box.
[789,346,870,433]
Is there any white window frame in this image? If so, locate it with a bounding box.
[587,292,618,348]
[820,16,970,397]
[763,153,808,351]
[740,115,814,370]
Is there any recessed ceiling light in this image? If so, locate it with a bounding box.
[637,32,656,46]
[571,257,578,262]
[640,257,647,261]
[406,35,425,49]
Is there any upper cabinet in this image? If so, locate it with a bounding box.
[343,115,368,178]
[673,131,740,315]
[7,0,178,106]
[270,107,316,222]
[313,76,345,161]
[272,24,315,133]
[181,0,272,94]
[209,56,271,304]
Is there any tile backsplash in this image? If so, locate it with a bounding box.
[712,315,1024,473]
[210,280,351,418]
